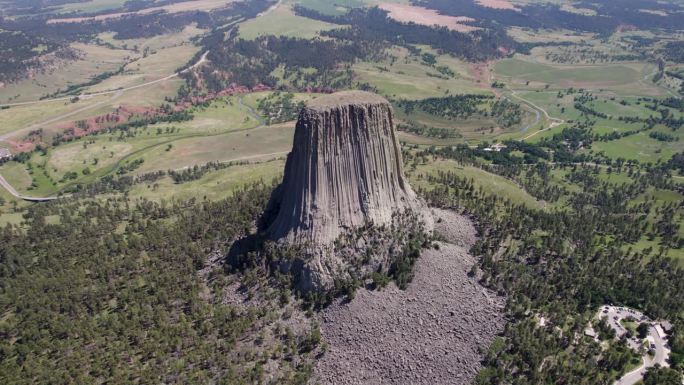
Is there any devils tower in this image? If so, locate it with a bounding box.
[266,90,432,289]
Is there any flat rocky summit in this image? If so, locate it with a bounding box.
[305,90,390,111]
[312,209,505,385]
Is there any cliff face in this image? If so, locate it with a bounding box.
[268,91,426,244]
[266,91,431,289]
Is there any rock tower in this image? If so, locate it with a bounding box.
[266,90,431,289]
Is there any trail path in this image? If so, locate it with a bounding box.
[0,51,211,201]
[0,51,209,109]
[0,93,289,201]
[506,88,564,140]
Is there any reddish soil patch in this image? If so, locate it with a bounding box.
[470,61,501,97]
[475,0,519,11]
[379,3,477,33]
[616,24,638,32]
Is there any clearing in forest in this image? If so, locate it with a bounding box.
[48,0,236,23]
[378,3,478,33]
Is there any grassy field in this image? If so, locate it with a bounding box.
[0,42,198,149]
[238,4,342,40]
[0,43,133,104]
[394,106,535,144]
[53,0,128,14]
[0,93,296,196]
[494,56,665,97]
[590,131,683,163]
[296,0,365,15]
[128,159,284,202]
[94,25,207,52]
[353,46,489,100]
[496,58,641,86]
[133,123,293,173]
[409,158,544,209]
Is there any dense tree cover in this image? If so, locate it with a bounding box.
[257,92,305,125]
[294,6,517,61]
[168,161,248,184]
[186,32,384,93]
[411,147,684,383]
[416,0,683,35]
[0,0,274,83]
[643,366,682,385]
[395,94,523,128]
[662,41,684,63]
[0,183,323,384]
[0,30,66,83]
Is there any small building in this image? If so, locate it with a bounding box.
[584,326,597,339]
[484,143,507,152]
[655,324,667,339]
[0,147,11,161]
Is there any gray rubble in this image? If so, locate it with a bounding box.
[312,209,505,385]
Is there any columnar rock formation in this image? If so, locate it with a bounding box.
[266,91,431,289]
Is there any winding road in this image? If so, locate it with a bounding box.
[505,88,565,140]
[599,305,671,385]
[0,51,209,109]
[0,93,288,201]
[0,51,210,201]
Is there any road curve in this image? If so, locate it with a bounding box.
[0,51,211,200]
[600,305,671,385]
[0,50,209,109]
[0,173,60,201]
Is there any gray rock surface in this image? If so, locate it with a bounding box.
[312,210,505,385]
[267,91,432,289]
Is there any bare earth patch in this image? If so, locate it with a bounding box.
[312,209,505,385]
[475,0,518,11]
[379,3,477,33]
[48,0,235,24]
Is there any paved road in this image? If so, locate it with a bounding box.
[506,88,565,140]
[599,305,671,385]
[0,51,209,109]
[0,90,123,142]
[0,173,59,202]
[0,52,211,200]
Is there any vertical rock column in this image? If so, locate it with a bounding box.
[266,91,431,288]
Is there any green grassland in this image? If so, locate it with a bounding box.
[0,95,114,138]
[0,42,198,147]
[408,158,544,210]
[296,0,366,16]
[94,25,207,53]
[0,43,134,104]
[238,4,342,40]
[132,123,293,173]
[0,93,295,197]
[127,159,284,202]
[494,56,665,97]
[394,103,536,144]
[496,58,640,86]
[353,46,489,100]
[590,131,683,163]
[53,0,128,14]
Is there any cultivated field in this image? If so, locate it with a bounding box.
[379,3,477,33]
